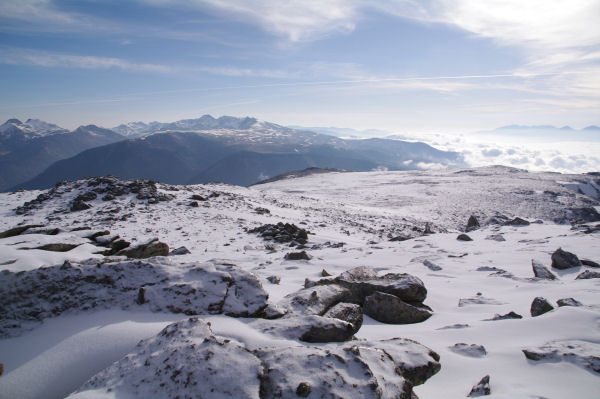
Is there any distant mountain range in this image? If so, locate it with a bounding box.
[477,124,600,142]
[3,115,465,191]
[0,119,124,191]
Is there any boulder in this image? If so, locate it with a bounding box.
[284,251,311,260]
[551,248,582,269]
[468,375,491,397]
[485,311,522,321]
[556,298,583,307]
[581,259,600,268]
[523,340,600,374]
[117,238,169,258]
[168,246,190,256]
[466,215,480,232]
[70,199,91,212]
[457,233,473,241]
[450,343,487,358]
[323,303,363,334]
[531,297,554,317]
[485,233,506,242]
[531,259,557,280]
[575,270,600,279]
[250,315,355,343]
[423,260,442,271]
[328,266,428,304]
[504,217,530,226]
[364,291,432,324]
[277,284,351,316]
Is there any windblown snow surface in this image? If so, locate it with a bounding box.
[0,166,599,398]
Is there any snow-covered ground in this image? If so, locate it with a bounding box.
[0,166,599,398]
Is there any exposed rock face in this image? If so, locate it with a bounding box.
[364,291,432,324]
[69,318,441,399]
[531,297,554,317]
[323,303,363,334]
[523,340,600,374]
[450,343,487,358]
[575,270,600,279]
[468,375,491,397]
[551,248,582,269]
[466,215,480,232]
[117,238,169,258]
[249,222,309,247]
[532,259,557,280]
[556,298,583,307]
[0,259,268,338]
[457,233,473,241]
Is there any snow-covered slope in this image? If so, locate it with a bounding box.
[0,118,69,140]
[0,167,599,399]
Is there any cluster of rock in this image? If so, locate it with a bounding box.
[15,175,174,215]
[69,317,441,399]
[278,266,433,329]
[0,258,268,338]
[86,230,169,258]
[249,222,310,247]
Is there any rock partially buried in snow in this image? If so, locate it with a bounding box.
[531,297,554,317]
[364,291,432,324]
[532,259,557,280]
[277,284,351,316]
[323,302,363,334]
[169,246,190,255]
[284,250,311,260]
[523,340,600,374]
[423,259,442,271]
[556,297,583,307]
[504,217,530,226]
[485,311,523,321]
[250,315,355,343]
[0,258,268,337]
[581,259,600,268]
[457,233,473,241]
[468,375,491,397]
[450,343,487,358]
[551,247,582,269]
[575,270,600,279]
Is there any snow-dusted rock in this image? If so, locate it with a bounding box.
[556,298,583,307]
[551,247,582,269]
[523,340,600,374]
[458,295,504,307]
[485,311,523,321]
[68,318,264,399]
[530,297,554,317]
[468,375,491,397]
[0,259,268,337]
[323,302,363,334]
[423,259,442,271]
[581,259,600,267]
[364,291,432,324]
[532,259,557,280]
[116,237,169,258]
[277,284,351,316]
[450,343,487,358]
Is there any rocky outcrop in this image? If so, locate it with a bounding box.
[0,258,268,338]
[523,340,600,374]
[531,297,554,317]
[466,215,480,232]
[551,248,582,269]
[69,318,441,399]
[532,259,557,280]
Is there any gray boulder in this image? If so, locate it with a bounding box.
[277,284,351,316]
[117,237,169,258]
[450,343,487,358]
[582,259,600,268]
[532,259,557,280]
[504,217,530,226]
[323,302,363,334]
[531,297,554,317]
[169,246,190,255]
[249,315,355,343]
[457,233,473,241]
[423,259,442,271]
[466,215,480,232]
[551,248,582,269]
[364,291,432,324]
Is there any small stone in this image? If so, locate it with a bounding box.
[136,287,145,305]
[169,246,191,256]
[457,234,473,241]
[468,375,491,397]
[321,269,331,277]
[189,201,199,207]
[267,275,281,284]
[423,260,442,271]
[551,248,582,269]
[296,382,311,397]
[556,298,583,307]
[531,260,557,280]
[575,270,600,280]
[531,297,554,317]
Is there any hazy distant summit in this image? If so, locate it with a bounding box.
[0,118,69,142]
[112,115,259,137]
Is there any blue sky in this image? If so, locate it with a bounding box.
[0,0,598,132]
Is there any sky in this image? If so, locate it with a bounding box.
[0,0,599,133]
